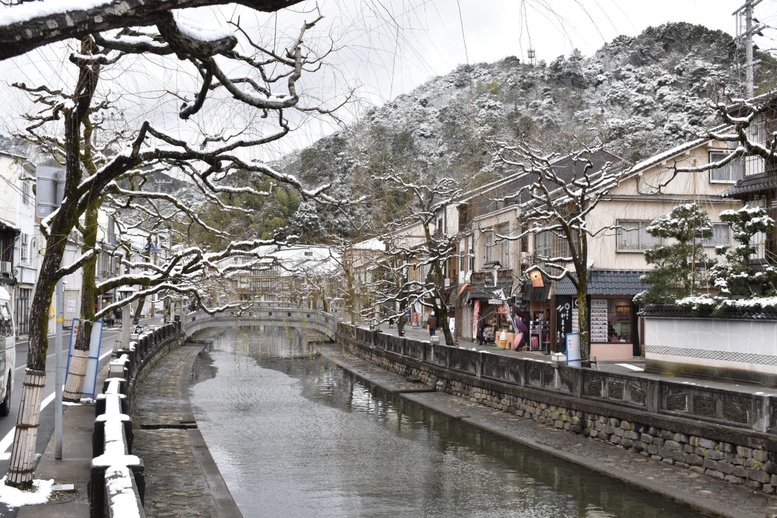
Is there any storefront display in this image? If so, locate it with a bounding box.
[590,299,609,342]
[591,298,632,343]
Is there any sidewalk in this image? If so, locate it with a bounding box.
[18,343,240,518]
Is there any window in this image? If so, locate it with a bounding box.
[484,233,493,263]
[22,180,31,206]
[616,221,662,252]
[20,233,28,262]
[500,238,510,268]
[701,223,731,248]
[590,298,632,343]
[709,151,745,183]
[107,218,116,246]
[498,225,510,268]
[535,231,551,258]
[534,230,570,258]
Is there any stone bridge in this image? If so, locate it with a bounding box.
[182,302,338,341]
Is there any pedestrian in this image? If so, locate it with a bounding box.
[512,309,528,351]
[388,316,395,328]
[427,313,438,337]
[397,314,406,336]
[477,319,485,345]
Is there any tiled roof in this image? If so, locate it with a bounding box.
[721,172,777,198]
[555,269,649,296]
[638,304,777,320]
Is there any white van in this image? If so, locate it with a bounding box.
[0,287,15,416]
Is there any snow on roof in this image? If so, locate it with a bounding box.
[627,137,710,175]
[350,237,385,251]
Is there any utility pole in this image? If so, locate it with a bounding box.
[734,0,765,98]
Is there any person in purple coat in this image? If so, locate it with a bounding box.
[512,309,528,350]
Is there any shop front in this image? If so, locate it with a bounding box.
[464,270,513,344]
[522,271,551,353]
[555,270,646,361]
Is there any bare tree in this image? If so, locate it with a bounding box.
[371,172,461,345]
[495,145,629,361]
[5,3,342,487]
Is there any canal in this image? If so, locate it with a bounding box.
[189,326,713,517]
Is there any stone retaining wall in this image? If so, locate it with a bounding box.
[337,323,777,494]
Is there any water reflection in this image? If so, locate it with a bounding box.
[189,327,711,518]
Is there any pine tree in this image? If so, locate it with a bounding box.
[710,206,777,297]
[636,203,713,304]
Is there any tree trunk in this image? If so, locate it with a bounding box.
[6,239,64,487]
[63,199,100,402]
[576,273,590,361]
[6,369,45,486]
[6,36,91,485]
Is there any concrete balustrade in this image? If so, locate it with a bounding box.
[89,322,182,518]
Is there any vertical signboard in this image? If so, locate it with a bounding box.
[64,318,103,400]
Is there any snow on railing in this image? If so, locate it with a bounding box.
[90,322,181,518]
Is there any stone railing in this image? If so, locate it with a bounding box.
[90,322,183,518]
[337,323,777,493]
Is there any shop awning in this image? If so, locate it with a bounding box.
[0,218,20,236]
[555,270,649,296]
[523,282,550,301]
[469,279,513,300]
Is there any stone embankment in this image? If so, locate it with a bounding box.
[334,322,777,517]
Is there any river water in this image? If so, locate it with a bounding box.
[189,327,710,518]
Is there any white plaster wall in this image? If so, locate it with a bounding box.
[644,317,777,377]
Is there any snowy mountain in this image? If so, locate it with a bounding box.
[280,22,777,242]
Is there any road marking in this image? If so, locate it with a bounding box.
[617,363,644,372]
[0,392,57,459]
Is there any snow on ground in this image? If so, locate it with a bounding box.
[0,477,53,508]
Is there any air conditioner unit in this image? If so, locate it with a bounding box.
[0,262,11,275]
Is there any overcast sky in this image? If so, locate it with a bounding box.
[3,0,777,157]
[311,0,776,104]
[272,0,777,150]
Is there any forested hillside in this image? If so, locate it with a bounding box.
[276,22,777,243]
